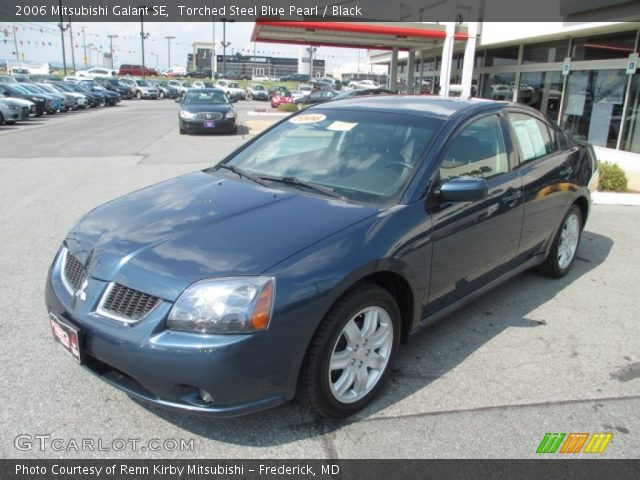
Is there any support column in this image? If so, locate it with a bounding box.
[439,22,455,97]
[407,50,416,94]
[390,47,398,92]
[461,22,478,98]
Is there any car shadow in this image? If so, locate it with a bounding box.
[135,228,613,447]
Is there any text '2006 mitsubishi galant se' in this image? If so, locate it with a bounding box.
[46,96,598,418]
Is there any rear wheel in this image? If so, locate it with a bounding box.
[301,283,400,418]
[536,205,583,278]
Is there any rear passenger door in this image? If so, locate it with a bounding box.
[427,113,524,314]
[506,111,578,258]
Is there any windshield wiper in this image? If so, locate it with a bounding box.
[259,175,344,200]
[217,164,266,187]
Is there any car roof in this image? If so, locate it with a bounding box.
[323,95,508,119]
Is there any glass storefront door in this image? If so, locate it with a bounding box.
[518,71,563,122]
[561,69,627,149]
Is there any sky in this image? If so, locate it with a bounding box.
[0,22,365,72]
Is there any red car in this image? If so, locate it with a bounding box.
[271,92,293,108]
[118,64,158,76]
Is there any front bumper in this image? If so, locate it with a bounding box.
[44,251,289,417]
[139,90,158,99]
[180,117,236,133]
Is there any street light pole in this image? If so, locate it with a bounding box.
[68,18,76,72]
[220,18,234,76]
[165,36,175,71]
[81,27,87,67]
[107,35,118,70]
[139,10,149,78]
[57,0,68,76]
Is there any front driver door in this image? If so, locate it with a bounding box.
[426,113,524,315]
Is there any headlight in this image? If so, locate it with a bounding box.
[225,109,236,119]
[179,110,196,119]
[8,105,17,110]
[167,277,274,334]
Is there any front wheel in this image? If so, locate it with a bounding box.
[301,283,400,418]
[536,205,583,278]
[136,91,142,100]
[159,91,164,99]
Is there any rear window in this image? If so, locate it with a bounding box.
[507,112,553,163]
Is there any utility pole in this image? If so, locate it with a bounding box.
[165,36,175,71]
[81,27,87,67]
[11,25,20,62]
[58,0,68,75]
[107,35,118,70]
[68,18,76,72]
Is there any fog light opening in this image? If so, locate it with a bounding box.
[199,388,214,404]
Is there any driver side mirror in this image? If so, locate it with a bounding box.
[439,176,488,202]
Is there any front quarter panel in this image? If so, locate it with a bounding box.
[265,201,433,398]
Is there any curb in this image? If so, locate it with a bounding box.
[592,191,640,206]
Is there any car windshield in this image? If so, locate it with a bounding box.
[136,80,149,86]
[229,82,239,88]
[183,90,229,105]
[223,109,443,206]
[253,85,265,91]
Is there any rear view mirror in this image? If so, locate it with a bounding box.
[439,177,488,202]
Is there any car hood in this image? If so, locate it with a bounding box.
[65,171,379,301]
[182,103,232,114]
[1,97,33,107]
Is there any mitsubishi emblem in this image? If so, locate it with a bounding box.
[75,278,88,302]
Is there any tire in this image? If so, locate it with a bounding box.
[159,91,164,99]
[136,91,142,100]
[0,112,3,125]
[179,122,187,134]
[301,283,401,418]
[229,126,238,135]
[535,205,583,278]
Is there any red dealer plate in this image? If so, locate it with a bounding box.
[49,313,82,363]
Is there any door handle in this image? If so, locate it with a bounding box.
[559,166,574,178]
[501,189,522,206]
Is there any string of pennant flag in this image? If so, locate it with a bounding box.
[1,23,364,59]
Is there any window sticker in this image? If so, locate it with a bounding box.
[289,114,327,124]
[327,121,357,132]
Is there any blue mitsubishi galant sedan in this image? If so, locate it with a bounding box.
[46,96,598,418]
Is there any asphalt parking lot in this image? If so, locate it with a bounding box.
[1,100,639,459]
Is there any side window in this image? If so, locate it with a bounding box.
[440,114,509,180]
[507,112,554,162]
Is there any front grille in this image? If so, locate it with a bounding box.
[63,251,85,291]
[196,112,223,120]
[99,284,160,322]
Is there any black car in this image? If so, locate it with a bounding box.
[0,83,49,116]
[94,77,134,99]
[178,88,237,134]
